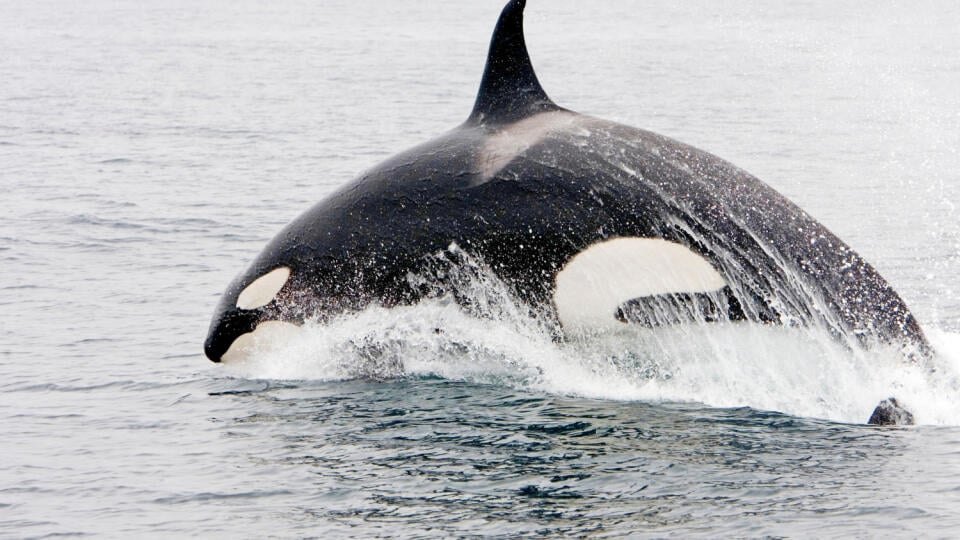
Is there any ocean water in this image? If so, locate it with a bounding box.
[3,0,960,537]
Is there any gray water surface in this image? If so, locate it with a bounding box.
[3,0,960,537]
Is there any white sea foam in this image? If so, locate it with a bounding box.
[223,294,960,426]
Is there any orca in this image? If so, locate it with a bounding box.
[204,0,928,374]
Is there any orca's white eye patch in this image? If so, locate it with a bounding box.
[236,267,291,310]
[554,237,727,331]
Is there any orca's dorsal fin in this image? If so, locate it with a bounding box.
[467,0,560,126]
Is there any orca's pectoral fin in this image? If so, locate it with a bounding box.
[867,397,915,426]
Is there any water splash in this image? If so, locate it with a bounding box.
[222,252,960,426]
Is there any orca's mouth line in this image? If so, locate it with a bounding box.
[204,307,260,363]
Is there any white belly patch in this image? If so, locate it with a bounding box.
[220,320,303,365]
[553,237,727,332]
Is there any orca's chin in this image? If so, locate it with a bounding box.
[206,320,304,365]
[206,266,295,362]
[204,307,260,363]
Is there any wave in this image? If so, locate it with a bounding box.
[220,289,960,426]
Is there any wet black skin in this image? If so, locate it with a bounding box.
[204,0,928,365]
[868,397,915,426]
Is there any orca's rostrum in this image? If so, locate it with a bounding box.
[205,1,928,382]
